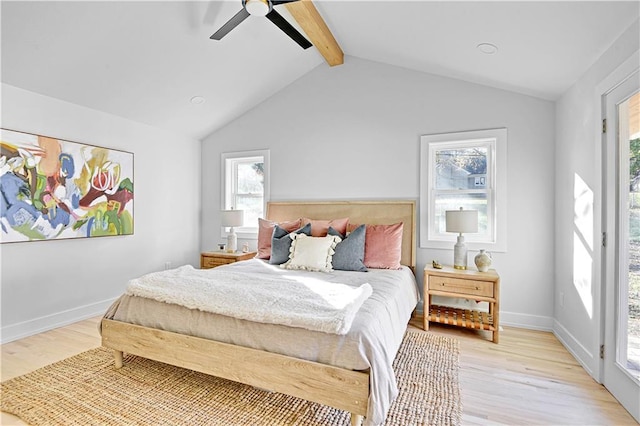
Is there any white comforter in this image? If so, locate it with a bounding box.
[126,264,372,335]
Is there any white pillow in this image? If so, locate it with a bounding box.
[281,233,342,272]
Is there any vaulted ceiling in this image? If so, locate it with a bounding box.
[2,1,638,140]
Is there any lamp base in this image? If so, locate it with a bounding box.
[453,235,467,270]
[227,228,237,253]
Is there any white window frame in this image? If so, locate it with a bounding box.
[221,149,270,240]
[419,128,507,252]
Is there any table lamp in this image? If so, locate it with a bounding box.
[445,207,478,270]
[221,209,244,253]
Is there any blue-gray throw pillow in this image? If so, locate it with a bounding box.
[328,225,368,272]
[269,223,312,265]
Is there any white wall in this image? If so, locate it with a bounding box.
[0,84,202,343]
[202,56,556,329]
[554,20,640,378]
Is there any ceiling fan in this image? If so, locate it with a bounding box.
[210,0,312,49]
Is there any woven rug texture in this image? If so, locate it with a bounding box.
[1,330,460,426]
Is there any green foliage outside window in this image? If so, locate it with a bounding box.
[630,138,640,190]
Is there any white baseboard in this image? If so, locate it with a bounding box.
[1,297,117,344]
[500,310,554,331]
[552,319,598,380]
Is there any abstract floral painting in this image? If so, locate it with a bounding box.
[1,129,134,243]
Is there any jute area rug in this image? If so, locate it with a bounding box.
[1,330,460,426]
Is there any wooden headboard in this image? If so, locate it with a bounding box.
[266,200,416,269]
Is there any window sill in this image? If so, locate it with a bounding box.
[421,239,506,253]
[221,230,258,240]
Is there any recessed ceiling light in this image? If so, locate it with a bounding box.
[477,43,498,55]
[190,96,206,105]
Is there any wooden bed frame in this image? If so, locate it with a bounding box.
[101,200,416,426]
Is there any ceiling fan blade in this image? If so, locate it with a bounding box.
[265,9,312,49]
[210,7,250,40]
[271,0,300,5]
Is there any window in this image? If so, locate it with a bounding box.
[420,128,507,251]
[221,150,270,238]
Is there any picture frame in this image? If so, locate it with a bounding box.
[1,128,134,243]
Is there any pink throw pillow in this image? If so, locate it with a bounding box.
[349,222,404,269]
[257,218,302,259]
[301,217,349,237]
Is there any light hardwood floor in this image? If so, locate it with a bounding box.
[1,316,637,425]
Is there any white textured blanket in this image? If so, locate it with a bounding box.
[125,264,372,335]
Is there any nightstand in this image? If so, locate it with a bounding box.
[423,265,500,343]
[200,251,256,269]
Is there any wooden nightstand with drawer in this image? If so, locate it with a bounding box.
[424,265,500,343]
[200,251,256,269]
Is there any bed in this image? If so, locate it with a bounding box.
[101,200,418,426]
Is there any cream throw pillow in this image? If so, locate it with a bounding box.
[281,234,342,272]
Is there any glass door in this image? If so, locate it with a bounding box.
[622,90,640,382]
[603,70,640,422]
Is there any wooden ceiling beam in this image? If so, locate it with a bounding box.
[285,0,343,67]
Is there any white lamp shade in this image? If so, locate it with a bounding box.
[221,209,244,228]
[445,208,478,234]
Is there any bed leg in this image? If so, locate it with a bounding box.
[114,350,123,369]
[350,414,363,426]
